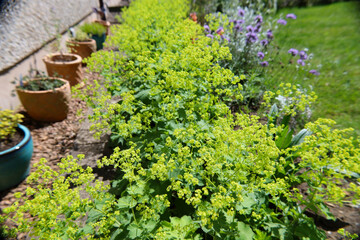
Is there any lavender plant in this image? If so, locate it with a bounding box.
[204,5,321,123]
[204,7,307,75]
[203,7,274,110]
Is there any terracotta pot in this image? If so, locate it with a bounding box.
[94,19,111,36]
[16,78,71,122]
[43,53,83,87]
[66,39,96,60]
[0,124,33,192]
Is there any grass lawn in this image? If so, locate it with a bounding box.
[266,1,360,138]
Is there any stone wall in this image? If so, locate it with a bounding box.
[0,0,98,71]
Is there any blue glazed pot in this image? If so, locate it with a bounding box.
[0,124,33,192]
[91,33,106,50]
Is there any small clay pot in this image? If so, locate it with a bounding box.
[43,53,83,87]
[66,39,96,60]
[16,78,71,122]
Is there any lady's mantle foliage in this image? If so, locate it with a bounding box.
[2,0,360,239]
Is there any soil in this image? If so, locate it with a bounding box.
[51,54,76,62]
[315,203,360,239]
[0,130,23,152]
[18,78,65,91]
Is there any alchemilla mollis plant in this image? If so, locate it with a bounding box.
[1,0,360,239]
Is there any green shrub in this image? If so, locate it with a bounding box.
[79,22,106,36]
[73,29,90,42]
[76,0,360,237]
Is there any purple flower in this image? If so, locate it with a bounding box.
[277,19,287,25]
[288,48,298,56]
[221,35,230,41]
[204,24,210,33]
[206,34,214,39]
[246,25,254,32]
[299,50,308,60]
[260,39,269,46]
[286,13,297,19]
[257,51,265,60]
[297,59,305,66]
[246,32,258,43]
[234,23,243,31]
[254,15,263,24]
[266,29,274,40]
[309,69,320,75]
[260,61,269,67]
[254,23,261,33]
[236,19,245,24]
[216,27,224,35]
[238,8,245,17]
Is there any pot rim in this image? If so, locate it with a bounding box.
[66,38,96,44]
[94,19,111,26]
[0,124,31,156]
[15,77,70,94]
[43,52,82,65]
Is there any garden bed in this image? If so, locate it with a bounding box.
[1,68,359,240]
[1,0,360,239]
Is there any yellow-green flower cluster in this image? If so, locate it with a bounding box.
[263,82,317,117]
[0,109,23,141]
[1,156,114,239]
